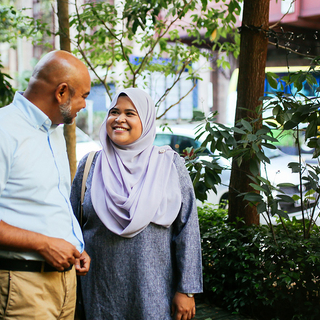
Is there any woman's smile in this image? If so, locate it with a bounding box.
[113,126,129,131]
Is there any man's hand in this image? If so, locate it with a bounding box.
[75,250,91,276]
[0,220,81,271]
[171,292,196,320]
[37,237,81,271]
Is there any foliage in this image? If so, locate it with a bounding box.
[0,2,53,107]
[69,0,242,115]
[0,4,23,107]
[0,3,51,47]
[0,4,26,44]
[188,60,320,238]
[182,119,230,202]
[184,110,277,202]
[186,152,226,203]
[258,62,320,238]
[0,62,15,108]
[198,204,320,320]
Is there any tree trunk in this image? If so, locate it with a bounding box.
[228,0,270,226]
[57,0,77,180]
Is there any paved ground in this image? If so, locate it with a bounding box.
[194,300,253,320]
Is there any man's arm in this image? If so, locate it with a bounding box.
[0,220,80,271]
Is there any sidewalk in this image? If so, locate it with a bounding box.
[195,301,252,320]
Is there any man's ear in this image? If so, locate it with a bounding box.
[55,83,69,104]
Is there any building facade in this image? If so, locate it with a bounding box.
[1,0,319,125]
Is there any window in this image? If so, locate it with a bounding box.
[154,134,173,148]
[174,135,201,154]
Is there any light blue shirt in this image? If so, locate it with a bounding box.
[0,92,84,260]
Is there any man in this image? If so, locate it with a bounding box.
[0,50,91,319]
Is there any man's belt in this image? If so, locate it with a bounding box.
[0,258,73,272]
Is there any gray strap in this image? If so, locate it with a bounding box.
[80,151,97,228]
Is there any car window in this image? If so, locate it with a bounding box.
[154,134,173,148]
[174,135,202,154]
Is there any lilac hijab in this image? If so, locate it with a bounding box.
[91,88,182,238]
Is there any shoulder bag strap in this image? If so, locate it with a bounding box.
[80,150,97,229]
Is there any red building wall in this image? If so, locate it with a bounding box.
[269,0,320,29]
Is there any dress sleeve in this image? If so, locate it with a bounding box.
[70,154,88,222]
[172,154,203,294]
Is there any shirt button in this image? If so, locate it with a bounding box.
[159,149,166,154]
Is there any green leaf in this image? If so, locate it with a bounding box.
[277,183,296,188]
[276,195,295,203]
[249,158,260,176]
[283,120,298,130]
[249,183,265,193]
[266,72,279,89]
[256,176,270,185]
[292,194,300,201]
[256,151,270,163]
[305,121,318,140]
[247,134,257,142]
[305,189,316,197]
[192,170,201,187]
[261,142,277,149]
[276,210,289,219]
[257,202,266,214]
[243,193,263,202]
[240,119,253,132]
[288,162,301,173]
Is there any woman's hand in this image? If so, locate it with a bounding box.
[75,250,91,276]
[171,291,196,320]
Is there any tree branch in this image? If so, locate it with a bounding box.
[73,0,113,99]
[156,79,196,119]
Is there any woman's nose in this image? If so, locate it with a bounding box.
[115,114,125,122]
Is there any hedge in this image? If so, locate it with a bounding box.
[198,204,320,320]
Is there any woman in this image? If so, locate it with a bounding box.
[70,88,203,320]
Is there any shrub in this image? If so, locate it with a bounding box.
[198,204,320,320]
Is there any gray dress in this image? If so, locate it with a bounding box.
[70,151,203,320]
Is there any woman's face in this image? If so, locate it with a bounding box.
[106,95,142,146]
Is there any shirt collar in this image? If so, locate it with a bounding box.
[13,92,52,132]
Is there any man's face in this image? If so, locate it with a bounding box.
[59,97,73,124]
[57,79,91,125]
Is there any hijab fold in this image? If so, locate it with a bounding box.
[91,88,181,238]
